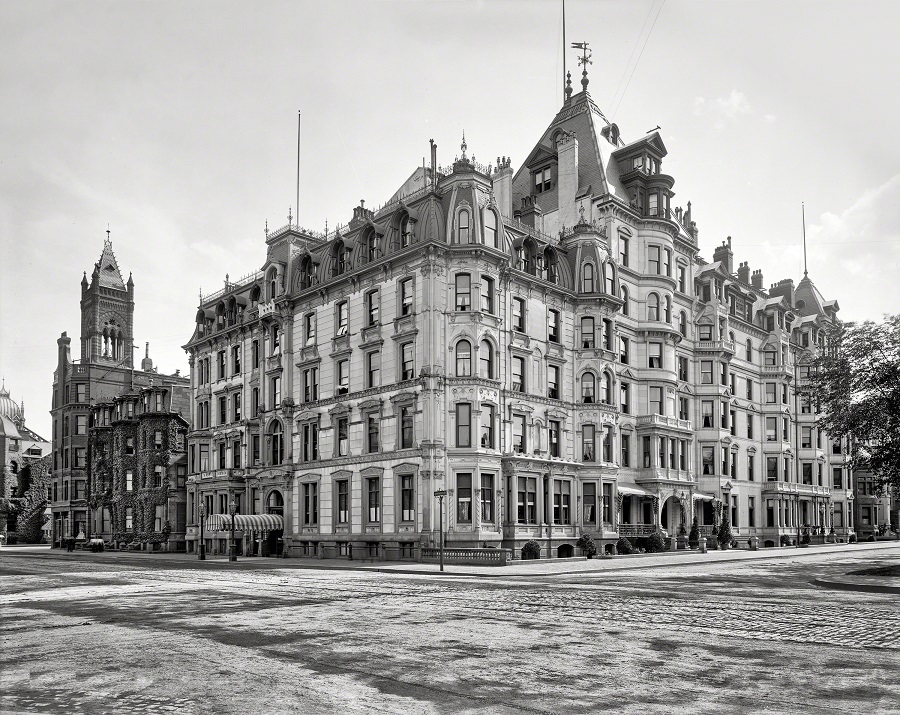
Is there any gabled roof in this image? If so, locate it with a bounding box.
[96,239,126,290]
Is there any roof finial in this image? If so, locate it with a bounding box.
[288,206,292,226]
[460,131,467,160]
[265,219,269,237]
[564,71,573,101]
[572,41,592,92]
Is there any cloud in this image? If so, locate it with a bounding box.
[694,90,753,129]
[764,114,777,123]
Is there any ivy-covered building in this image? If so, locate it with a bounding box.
[183,62,861,560]
[50,236,190,548]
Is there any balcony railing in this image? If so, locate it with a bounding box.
[618,524,656,537]
[635,414,692,431]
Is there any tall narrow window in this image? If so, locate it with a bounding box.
[548,365,560,399]
[304,483,318,525]
[511,356,525,392]
[512,297,525,331]
[455,273,471,311]
[367,351,380,388]
[401,475,415,521]
[456,340,472,377]
[480,474,494,523]
[456,403,472,448]
[400,215,412,248]
[604,264,615,294]
[619,236,629,266]
[648,343,662,369]
[582,425,596,462]
[400,405,414,448]
[481,276,495,313]
[548,420,561,457]
[620,286,629,315]
[401,342,415,380]
[400,278,414,316]
[337,417,349,457]
[483,210,497,247]
[479,340,494,379]
[366,290,379,326]
[512,414,526,453]
[648,293,660,321]
[336,301,349,336]
[581,373,595,403]
[581,317,595,348]
[582,263,594,293]
[367,478,381,522]
[337,359,349,395]
[648,246,660,274]
[481,404,495,448]
[548,309,560,343]
[553,480,571,524]
[457,210,470,244]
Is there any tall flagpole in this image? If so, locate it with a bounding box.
[802,201,808,277]
[296,111,301,227]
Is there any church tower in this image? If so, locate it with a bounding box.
[80,235,135,367]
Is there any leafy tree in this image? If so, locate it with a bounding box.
[802,315,900,492]
[15,457,51,543]
[646,531,666,553]
[576,534,597,557]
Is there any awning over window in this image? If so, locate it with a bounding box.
[616,482,652,497]
[692,492,716,501]
[206,513,284,532]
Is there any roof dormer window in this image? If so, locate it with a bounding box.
[534,167,552,194]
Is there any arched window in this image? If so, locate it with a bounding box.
[250,285,261,306]
[456,340,472,377]
[729,330,735,343]
[332,241,346,276]
[479,340,494,378]
[679,311,687,337]
[400,215,413,248]
[664,295,672,323]
[457,209,470,244]
[581,373,596,403]
[269,421,284,465]
[267,268,278,300]
[366,230,379,262]
[604,263,615,294]
[216,302,226,329]
[266,490,284,516]
[544,248,558,283]
[602,372,612,404]
[648,293,660,321]
[483,210,497,247]
[620,285,629,316]
[582,263,594,293]
[299,257,313,289]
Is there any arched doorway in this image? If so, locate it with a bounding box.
[660,496,685,536]
[557,544,574,558]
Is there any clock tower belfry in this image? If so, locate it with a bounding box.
[80,233,135,367]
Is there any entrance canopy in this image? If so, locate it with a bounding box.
[692,492,716,501]
[206,513,284,532]
[617,482,652,497]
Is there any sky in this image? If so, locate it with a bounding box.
[1,0,898,439]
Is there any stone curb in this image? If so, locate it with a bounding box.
[812,577,900,595]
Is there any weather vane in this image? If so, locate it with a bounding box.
[572,41,592,91]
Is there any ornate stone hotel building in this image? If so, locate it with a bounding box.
[183,79,857,559]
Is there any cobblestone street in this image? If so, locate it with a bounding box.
[2,547,898,714]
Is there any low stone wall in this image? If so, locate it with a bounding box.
[421,547,512,566]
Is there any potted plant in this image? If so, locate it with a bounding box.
[717,518,733,550]
[688,517,700,550]
[576,534,597,559]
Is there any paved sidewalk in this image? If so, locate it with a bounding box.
[5,540,899,579]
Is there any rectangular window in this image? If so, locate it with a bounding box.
[304,313,316,345]
[270,376,281,409]
[367,351,381,388]
[765,382,776,404]
[801,426,812,449]
[251,388,259,417]
[456,403,471,448]
[619,237,629,266]
[534,167,551,193]
[621,434,631,467]
[480,405,495,448]
[678,397,689,422]
[766,456,778,481]
[233,394,241,422]
[218,442,226,469]
[219,396,227,425]
[217,350,226,379]
[553,480,571,525]
[832,467,843,490]
[303,367,318,403]
[782,417,789,442]
[678,265,686,293]
[251,340,259,369]
[337,417,349,457]
[366,413,380,453]
[232,345,241,375]
[766,417,777,442]
[481,276,495,314]
[700,360,713,384]
[336,359,349,395]
[199,444,209,471]
[366,478,381,523]
[400,475,415,522]
[582,424,595,462]
[603,426,613,462]
[480,473,494,524]
[602,482,612,523]
[764,350,776,366]
[517,477,537,523]
[401,342,415,380]
[548,420,561,457]
[548,364,559,399]
[366,290,379,326]
[455,273,471,311]
[746,379,753,400]
[75,415,87,436]
[511,356,525,392]
[650,387,663,415]
[702,446,714,475]
[302,423,319,461]
[583,482,597,525]
[336,301,349,336]
[251,435,259,465]
[400,278,414,316]
[620,383,630,414]
[126,469,133,491]
[336,480,349,523]
[581,317,595,348]
[303,483,318,525]
[648,245,660,274]
[648,343,662,369]
[512,414,526,453]
[802,462,813,485]
[457,473,472,523]
[619,336,629,364]
[400,405,414,449]
[748,454,755,481]
[643,436,652,468]
[548,309,560,343]
[512,297,525,332]
[678,356,689,382]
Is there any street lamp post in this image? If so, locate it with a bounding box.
[229,498,238,562]
[796,493,801,547]
[198,502,206,561]
[434,489,447,572]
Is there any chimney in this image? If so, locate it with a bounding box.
[737,261,750,284]
[491,156,513,218]
[713,236,734,275]
[768,278,795,306]
[429,139,437,186]
[556,131,579,230]
[751,269,764,290]
[518,196,543,229]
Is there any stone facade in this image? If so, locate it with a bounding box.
[183,87,870,560]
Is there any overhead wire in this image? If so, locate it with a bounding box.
[611,0,667,121]
[608,0,658,114]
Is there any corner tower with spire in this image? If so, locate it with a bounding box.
[80,233,135,367]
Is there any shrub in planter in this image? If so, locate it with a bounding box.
[521,540,542,560]
[801,531,811,546]
[576,534,597,558]
[646,531,666,553]
[688,517,700,549]
[848,533,857,544]
[717,518,733,547]
[616,536,634,555]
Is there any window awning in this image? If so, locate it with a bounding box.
[692,492,716,501]
[206,513,284,532]
[617,483,652,497]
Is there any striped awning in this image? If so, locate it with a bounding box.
[617,483,652,497]
[206,513,284,532]
[692,492,716,501]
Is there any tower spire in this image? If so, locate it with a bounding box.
[802,202,808,278]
